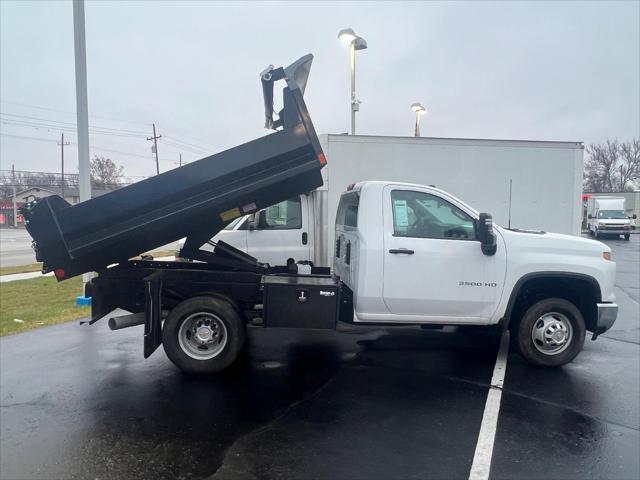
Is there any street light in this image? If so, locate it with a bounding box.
[411,102,427,137]
[338,28,367,135]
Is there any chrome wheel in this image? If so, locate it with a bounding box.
[531,312,573,355]
[178,312,227,360]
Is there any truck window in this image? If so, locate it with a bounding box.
[336,192,359,228]
[597,210,626,219]
[261,197,302,230]
[391,190,476,240]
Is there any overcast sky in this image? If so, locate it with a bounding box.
[1,0,638,178]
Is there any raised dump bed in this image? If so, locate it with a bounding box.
[21,55,325,280]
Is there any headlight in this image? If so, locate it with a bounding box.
[603,252,612,261]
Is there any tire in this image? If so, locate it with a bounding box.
[162,296,245,374]
[624,234,630,241]
[514,298,586,367]
[594,229,600,239]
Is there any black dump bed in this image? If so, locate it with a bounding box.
[21,55,326,280]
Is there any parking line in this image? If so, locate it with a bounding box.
[468,330,510,480]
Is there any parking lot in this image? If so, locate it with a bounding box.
[0,235,638,479]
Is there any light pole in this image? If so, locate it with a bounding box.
[338,28,367,135]
[411,102,427,137]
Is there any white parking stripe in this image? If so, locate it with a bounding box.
[469,330,510,480]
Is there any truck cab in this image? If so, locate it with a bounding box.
[335,181,618,367]
[201,195,314,266]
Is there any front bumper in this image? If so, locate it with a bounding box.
[591,303,618,340]
[596,227,636,234]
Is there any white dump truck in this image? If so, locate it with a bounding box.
[21,55,618,375]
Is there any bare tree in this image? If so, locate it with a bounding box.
[584,139,639,192]
[90,156,124,189]
[0,170,59,198]
[618,139,640,191]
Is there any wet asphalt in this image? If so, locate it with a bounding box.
[0,236,638,480]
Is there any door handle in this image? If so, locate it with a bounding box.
[389,248,414,255]
[302,232,308,245]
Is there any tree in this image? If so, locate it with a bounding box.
[584,139,640,192]
[619,139,640,191]
[90,156,124,189]
[0,170,61,198]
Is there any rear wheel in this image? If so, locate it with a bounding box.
[514,298,585,367]
[162,296,245,374]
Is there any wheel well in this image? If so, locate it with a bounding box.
[506,275,600,333]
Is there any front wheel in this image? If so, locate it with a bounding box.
[162,296,246,374]
[514,298,585,367]
[624,234,630,241]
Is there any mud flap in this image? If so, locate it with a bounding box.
[143,271,163,358]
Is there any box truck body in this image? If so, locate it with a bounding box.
[207,134,584,267]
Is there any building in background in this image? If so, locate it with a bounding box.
[0,187,109,227]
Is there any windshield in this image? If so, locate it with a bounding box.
[598,210,626,219]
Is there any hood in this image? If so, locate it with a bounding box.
[498,227,610,255]
[595,218,630,224]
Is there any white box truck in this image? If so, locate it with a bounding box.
[586,196,636,240]
[193,134,584,267]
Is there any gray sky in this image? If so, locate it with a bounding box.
[1,0,638,178]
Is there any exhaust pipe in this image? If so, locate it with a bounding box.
[108,313,145,331]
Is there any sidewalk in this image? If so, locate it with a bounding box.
[0,256,175,284]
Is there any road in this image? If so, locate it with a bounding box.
[0,236,638,479]
[0,228,36,267]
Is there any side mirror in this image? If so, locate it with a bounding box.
[247,213,259,231]
[478,213,497,256]
[587,214,593,219]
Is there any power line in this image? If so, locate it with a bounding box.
[1,101,222,149]
[0,112,150,135]
[0,99,151,127]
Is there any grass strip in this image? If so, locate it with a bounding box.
[0,276,90,336]
[0,263,43,276]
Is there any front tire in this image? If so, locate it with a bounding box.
[624,234,630,241]
[514,298,585,367]
[162,296,245,374]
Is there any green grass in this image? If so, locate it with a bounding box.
[0,276,90,336]
[0,263,43,276]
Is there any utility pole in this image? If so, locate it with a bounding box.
[147,123,161,175]
[179,153,182,167]
[11,164,17,228]
[73,0,92,290]
[57,133,70,198]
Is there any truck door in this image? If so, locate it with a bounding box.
[382,186,504,321]
[246,195,312,265]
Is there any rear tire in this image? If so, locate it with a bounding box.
[515,298,585,367]
[162,296,245,374]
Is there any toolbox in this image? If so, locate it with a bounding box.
[263,274,340,329]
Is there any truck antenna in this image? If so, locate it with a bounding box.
[508,178,513,229]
